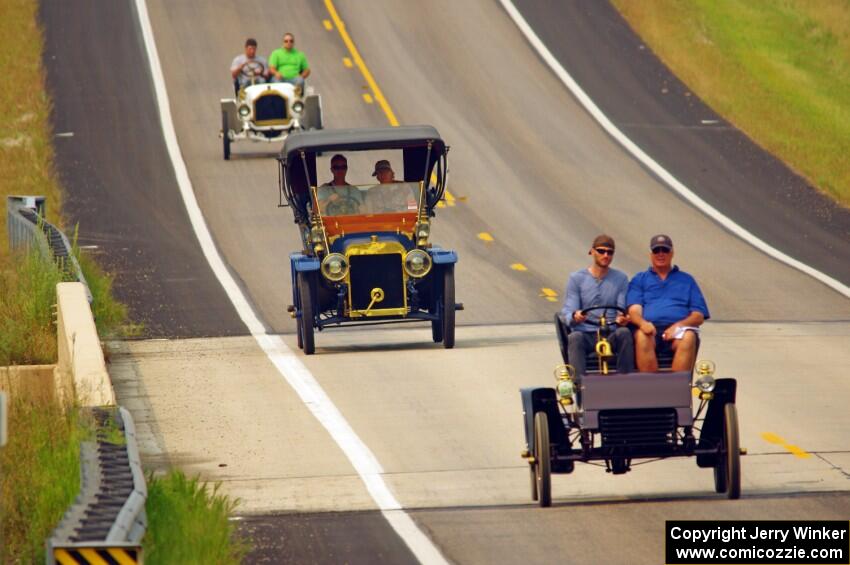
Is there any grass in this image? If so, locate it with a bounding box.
[145,471,249,564]
[611,0,850,206]
[0,5,245,565]
[0,395,87,563]
[0,0,64,260]
[0,250,66,365]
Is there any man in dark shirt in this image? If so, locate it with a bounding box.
[561,234,634,378]
[627,235,710,372]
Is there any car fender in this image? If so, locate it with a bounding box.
[428,247,457,265]
[520,387,569,455]
[696,377,738,467]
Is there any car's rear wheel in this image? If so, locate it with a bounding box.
[221,111,231,161]
[534,411,551,507]
[713,458,727,493]
[442,265,455,349]
[297,271,315,355]
[724,403,741,499]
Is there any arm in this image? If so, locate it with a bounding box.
[628,304,656,336]
[300,53,311,79]
[661,311,705,340]
[230,56,243,79]
[626,275,654,335]
[268,51,283,80]
[561,274,585,326]
[615,275,630,326]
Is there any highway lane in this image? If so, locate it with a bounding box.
[53,0,850,562]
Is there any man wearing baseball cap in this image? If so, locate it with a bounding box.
[560,234,634,378]
[627,235,710,372]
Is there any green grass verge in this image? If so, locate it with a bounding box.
[611,0,850,206]
[0,395,87,563]
[0,250,65,365]
[145,471,249,564]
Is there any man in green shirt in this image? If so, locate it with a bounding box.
[269,33,310,90]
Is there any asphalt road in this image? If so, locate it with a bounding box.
[44,0,850,563]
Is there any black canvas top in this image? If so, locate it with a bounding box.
[280,125,445,161]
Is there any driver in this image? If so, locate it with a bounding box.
[560,234,634,378]
[627,235,710,372]
[365,160,417,213]
[230,38,269,92]
[316,154,362,214]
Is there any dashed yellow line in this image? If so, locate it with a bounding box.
[362,93,374,104]
[477,232,494,242]
[510,263,528,271]
[343,57,353,68]
[325,0,399,126]
[323,19,333,30]
[760,432,810,459]
[540,288,558,302]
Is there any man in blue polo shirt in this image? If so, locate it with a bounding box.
[561,234,634,378]
[627,234,710,372]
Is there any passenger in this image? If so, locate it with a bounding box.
[230,38,268,93]
[268,33,310,90]
[560,234,634,379]
[627,235,710,373]
[367,160,416,212]
[316,154,361,215]
[373,159,396,184]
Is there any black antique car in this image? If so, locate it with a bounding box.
[520,307,742,507]
[278,126,461,354]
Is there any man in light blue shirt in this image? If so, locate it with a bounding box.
[560,234,634,378]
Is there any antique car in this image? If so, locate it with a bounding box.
[278,126,461,354]
[519,306,742,507]
[220,80,322,160]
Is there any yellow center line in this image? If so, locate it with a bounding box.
[760,432,811,458]
[362,93,374,104]
[343,57,353,68]
[325,0,399,126]
[477,232,494,242]
[761,432,785,445]
[323,19,333,30]
[510,263,528,271]
[540,288,558,302]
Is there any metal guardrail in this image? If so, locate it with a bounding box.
[6,195,93,303]
[46,406,146,564]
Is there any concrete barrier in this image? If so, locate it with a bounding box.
[56,282,115,406]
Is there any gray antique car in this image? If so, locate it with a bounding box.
[520,306,742,507]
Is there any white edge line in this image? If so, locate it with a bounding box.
[498,0,850,300]
[132,1,448,563]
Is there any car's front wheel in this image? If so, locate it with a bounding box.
[297,271,315,355]
[534,410,551,507]
[441,265,455,349]
[221,111,231,161]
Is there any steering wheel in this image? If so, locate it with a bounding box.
[324,195,360,216]
[579,305,627,326]
[242,61,265,81]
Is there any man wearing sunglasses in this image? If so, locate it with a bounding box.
[627,235,710,372]
[316,154,360,214]
[560,235,634,378]
[269,33,311,89]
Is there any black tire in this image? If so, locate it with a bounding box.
[534,411,551,507]
[442,265,455,349]
[431,279,443,343]
[431,313,443,343]
[297,271,315,355]
[222,111,231,160]
[724,403,741,499]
